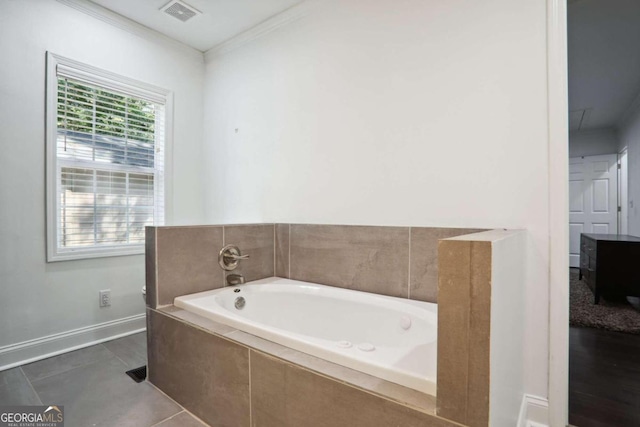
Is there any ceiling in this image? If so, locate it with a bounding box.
[88,0,304,52]
[86,0,640,130]
[568,0,640,132]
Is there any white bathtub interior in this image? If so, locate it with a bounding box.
[174,277,437,395]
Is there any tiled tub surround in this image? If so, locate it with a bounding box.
[147,306,460,427]
[174,277,438,394]
[146,224,527,426]
[145,224,275,308]
[146,223,485,309]
[279,224,487,301]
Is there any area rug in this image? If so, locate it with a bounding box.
[570,268,640,334]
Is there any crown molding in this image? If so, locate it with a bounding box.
[204,0,320,63]
[56,0,204,64]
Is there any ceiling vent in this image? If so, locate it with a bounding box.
[161,1,201,23]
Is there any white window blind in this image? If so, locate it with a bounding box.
[46,53,168,261]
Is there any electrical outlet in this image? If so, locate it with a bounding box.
[99,289,111,307]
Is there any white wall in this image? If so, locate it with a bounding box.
[0,0,204,361]
[569,127,619,157]
[488,230,526,426]
[203,0,550,399]
[619,109,640,236]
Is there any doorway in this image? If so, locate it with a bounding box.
[569,154,618,268]
[566,1,640,425]
[619,147,629,234]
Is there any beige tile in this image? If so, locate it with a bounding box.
[224,330,289,353]
[145,226,158,308]
[250,351,457,427]
[156,226,224,305]
[225,331,436,413]
[289,224,410,297]
[467,241,492,427]
[157,305,182,314]
[158,306,237,336]
[409,227,485,302]
[146,309,152,368]
[436,240,471,425]
[147,309,250,427]
[224,224,274,282]
[275,224,290,278]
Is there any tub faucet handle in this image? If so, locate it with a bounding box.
[218,244,249,271]
[224,253,250,260]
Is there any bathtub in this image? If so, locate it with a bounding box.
[174,277,437,395]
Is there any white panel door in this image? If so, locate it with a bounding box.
[569,154,618,267]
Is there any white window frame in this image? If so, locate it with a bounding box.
[46,52,173,262]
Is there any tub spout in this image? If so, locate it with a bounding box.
[227,274,246,286]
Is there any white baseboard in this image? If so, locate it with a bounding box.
[0,314,146,371]
[518,394,550,427]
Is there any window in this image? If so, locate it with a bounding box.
[46,53,171,261]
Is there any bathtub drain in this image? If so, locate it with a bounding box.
[235,296,246,310]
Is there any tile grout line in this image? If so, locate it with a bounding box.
[179,408,210,427]
[149,410,185,427]
[146,381,209,426]
[24,344,115,384]
[288,224,291,279]
[407,228,412,299]
[248,349,252,427]
[465,242,473,425]
[154,227,159,308]
[19,367,43,405]
[104,344,131,370]
[222,226,226,287]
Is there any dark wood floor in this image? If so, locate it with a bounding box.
[569,326,640,427]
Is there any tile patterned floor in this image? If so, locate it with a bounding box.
[0,332,208,427]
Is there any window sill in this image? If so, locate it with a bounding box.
[47,244,145,262]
